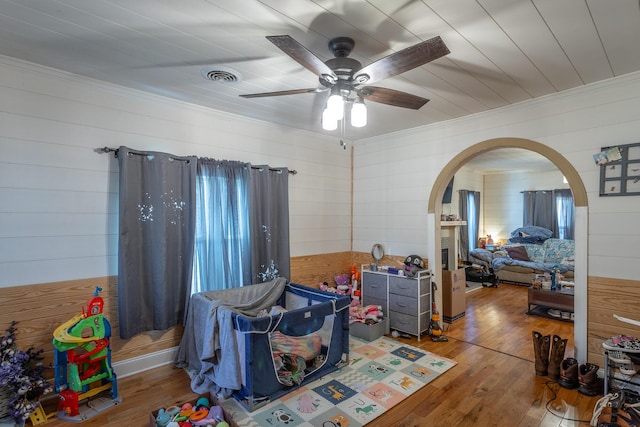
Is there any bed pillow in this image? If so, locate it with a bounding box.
[492,250,508,259]
[505,246,530,261]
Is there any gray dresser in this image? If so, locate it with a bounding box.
[360,267,432,340]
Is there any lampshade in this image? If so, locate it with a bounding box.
[326,89,344,120]
[351,97,367,127]
[322,108,338,130]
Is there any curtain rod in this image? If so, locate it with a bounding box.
[520,190,572,194]
[98,146,297,175]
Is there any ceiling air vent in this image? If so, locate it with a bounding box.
[200,66,242,83]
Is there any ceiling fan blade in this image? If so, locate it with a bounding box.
[266,35,337,84]
[354,36,450,85]
[358,86,429,110]
[240,87,325,98]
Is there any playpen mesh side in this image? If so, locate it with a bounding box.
[232,283,350,411]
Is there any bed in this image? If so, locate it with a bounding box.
[175,278,351,411]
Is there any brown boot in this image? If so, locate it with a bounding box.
[532,331,550,376]
[578,363,600,396]
[558,358,579,389]
[548,335,567,380]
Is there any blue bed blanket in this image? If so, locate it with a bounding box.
[175,277,288,398]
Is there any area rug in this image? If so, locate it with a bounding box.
[466,281,483,293]
[218,336,456,427]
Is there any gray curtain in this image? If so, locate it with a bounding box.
[458,190,480,262]
[250,166,291,282]
[523,190,557,237]
[117,146,196,339]
[555,189,575,239]
[191,159,252,293]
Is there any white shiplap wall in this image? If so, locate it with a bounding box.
[438,166,484,258]
[0,56,351,288]
[353,71,640,281]
[482,170,570,242]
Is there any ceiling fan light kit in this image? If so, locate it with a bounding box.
[240,35,450,132]
[351,96,367,128]
[321,88,367,131]
[327,88,345,120]
[322,108,338,131]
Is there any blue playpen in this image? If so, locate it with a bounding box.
[177,280,351,412]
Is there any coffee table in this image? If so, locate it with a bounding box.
[527,287,574,321]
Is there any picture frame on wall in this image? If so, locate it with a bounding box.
[599,142,640,197]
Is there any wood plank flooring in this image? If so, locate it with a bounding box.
[42,283,601,427]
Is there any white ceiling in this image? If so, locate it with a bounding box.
[1,0,639,143]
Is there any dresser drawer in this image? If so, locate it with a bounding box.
[389,275,430,298]
[363,272,387,299]
[388,276,416,297]
[389,311,430,335]
[389,294,429,315]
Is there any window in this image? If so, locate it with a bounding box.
[466,192,479,250]
[191,161,252,294]
[523,189,574,239]
[458,189,480,262]
[555,189,574,240]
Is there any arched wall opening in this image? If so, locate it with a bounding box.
[426,138,589,361]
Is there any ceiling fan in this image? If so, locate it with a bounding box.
[240,35,450,129]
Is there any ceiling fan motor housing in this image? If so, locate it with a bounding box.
[328,37,355,57]
[322,57,362,85]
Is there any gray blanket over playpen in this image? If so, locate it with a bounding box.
[175,277,287,397]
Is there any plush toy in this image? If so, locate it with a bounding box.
[334,273,350,287]
[364,305,383,323]
[349,300,362,318]
[319,282,336,293]
[320,279,353,296]
[350,304,384,324]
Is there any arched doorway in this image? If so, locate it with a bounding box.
[427,138,589,361]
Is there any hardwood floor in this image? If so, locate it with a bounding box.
[42,283,600,427]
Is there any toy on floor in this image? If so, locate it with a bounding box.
[154,396,229,427]
[52,286,122,422]
[429,282,448,342]
[318,269,359,297]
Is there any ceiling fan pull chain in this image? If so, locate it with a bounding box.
[340,114,347,149]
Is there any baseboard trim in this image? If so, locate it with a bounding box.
[112,346,178,379]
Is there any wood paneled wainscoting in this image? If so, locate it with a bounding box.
[289,251,410,288]
[587,276,640,368]
[0,277,183,373]
[289,251,353,287]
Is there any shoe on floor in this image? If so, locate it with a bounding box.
[578,363,600,396]
[559,358,579,389]
[547,308,561,318]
